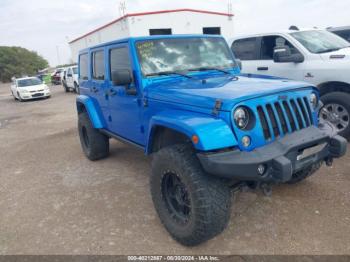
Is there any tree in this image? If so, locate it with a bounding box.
[0,46,49,82]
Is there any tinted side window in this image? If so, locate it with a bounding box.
[110,47,133,82]
[333,30,350,42]
[92,51,105,80]
[231,38,257,60]
[260,36,300,60]
[79,53,88,80]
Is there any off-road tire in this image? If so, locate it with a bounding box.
[321,92,350,140]
[78,112,109,161]
[287,162,322,184]
[150,144,232,246]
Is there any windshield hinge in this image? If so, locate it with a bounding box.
[212,99,223,116]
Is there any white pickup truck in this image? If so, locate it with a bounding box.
[230,28,350,139]
[61,66,79,93]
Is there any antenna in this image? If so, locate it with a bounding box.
[227,0,233,20]
[119,1,126,17]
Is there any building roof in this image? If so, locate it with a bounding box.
[69,9,234,44]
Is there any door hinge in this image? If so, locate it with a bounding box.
[143,98,148,107]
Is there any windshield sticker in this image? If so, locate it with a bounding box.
[138,41,155,59]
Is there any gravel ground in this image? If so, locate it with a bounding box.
[0,83,349,255]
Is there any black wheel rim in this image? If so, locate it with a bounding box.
[82,126,89,148]
[161,172,191,225]
[320,103,349,132]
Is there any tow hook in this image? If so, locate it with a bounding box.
[231,182,273,196]
[326,158,333,167]
[260,183,272,197]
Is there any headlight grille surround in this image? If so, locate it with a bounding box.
[310,93,318,110]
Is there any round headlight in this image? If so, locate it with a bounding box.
[234,107,250,129]
[310,93,318,109]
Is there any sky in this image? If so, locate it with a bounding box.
[0,0,349,66]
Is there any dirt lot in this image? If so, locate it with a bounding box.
[0,83,349,255]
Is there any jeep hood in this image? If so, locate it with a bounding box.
[320,47,350,61]
[144,76,312,111]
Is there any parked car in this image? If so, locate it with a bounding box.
[51,68,64,85]
[62,66,79,93]
[76,35,347,246]
[328,26,350,42]
[230,28,350,139]
[11,76,51,101]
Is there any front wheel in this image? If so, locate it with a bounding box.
[74,82,80,94]
[78,112,109,161]
[150,144,232,246]
[320,92,350,140]
[17,92,23,102]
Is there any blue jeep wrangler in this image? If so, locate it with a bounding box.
[76,35,347,246]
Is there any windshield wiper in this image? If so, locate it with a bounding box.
[146,71,192,79]
[188,67,230,74]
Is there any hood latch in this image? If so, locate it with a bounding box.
[212,99,223,116]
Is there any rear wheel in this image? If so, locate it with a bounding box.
[78,112,109,160]
[151,144,232,246]
[63,82,69,92]
[320,92,350,140]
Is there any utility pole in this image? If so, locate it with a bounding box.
[227,0,233,20]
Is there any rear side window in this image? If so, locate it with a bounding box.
[92,51,105,80]
[110,47,133,82]
[79,53,88,80]
[333,30,350,42]
[232,37,257,60]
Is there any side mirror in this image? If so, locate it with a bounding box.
[112,69,132,86]
[273,45,304,63]
[236,59,242,70]
[111,69,136,95]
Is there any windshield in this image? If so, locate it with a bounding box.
[291,30,349,54]
[73,67,78,74]
[17,78,42,87]
[136,37,236,76]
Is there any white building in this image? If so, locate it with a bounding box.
[68,9,234,61]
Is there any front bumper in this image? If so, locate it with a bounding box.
[21,91,50,100]
[197,122,347,183]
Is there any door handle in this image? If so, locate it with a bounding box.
[257,67,269,71]
[109,88,117,96]
[91,87,98,93]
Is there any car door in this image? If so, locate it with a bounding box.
[66,68,73,88]
[253,35,305,80]
[87,49,110,126]
[106,44,144,145]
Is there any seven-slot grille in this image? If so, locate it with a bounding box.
[257,96,314,141]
